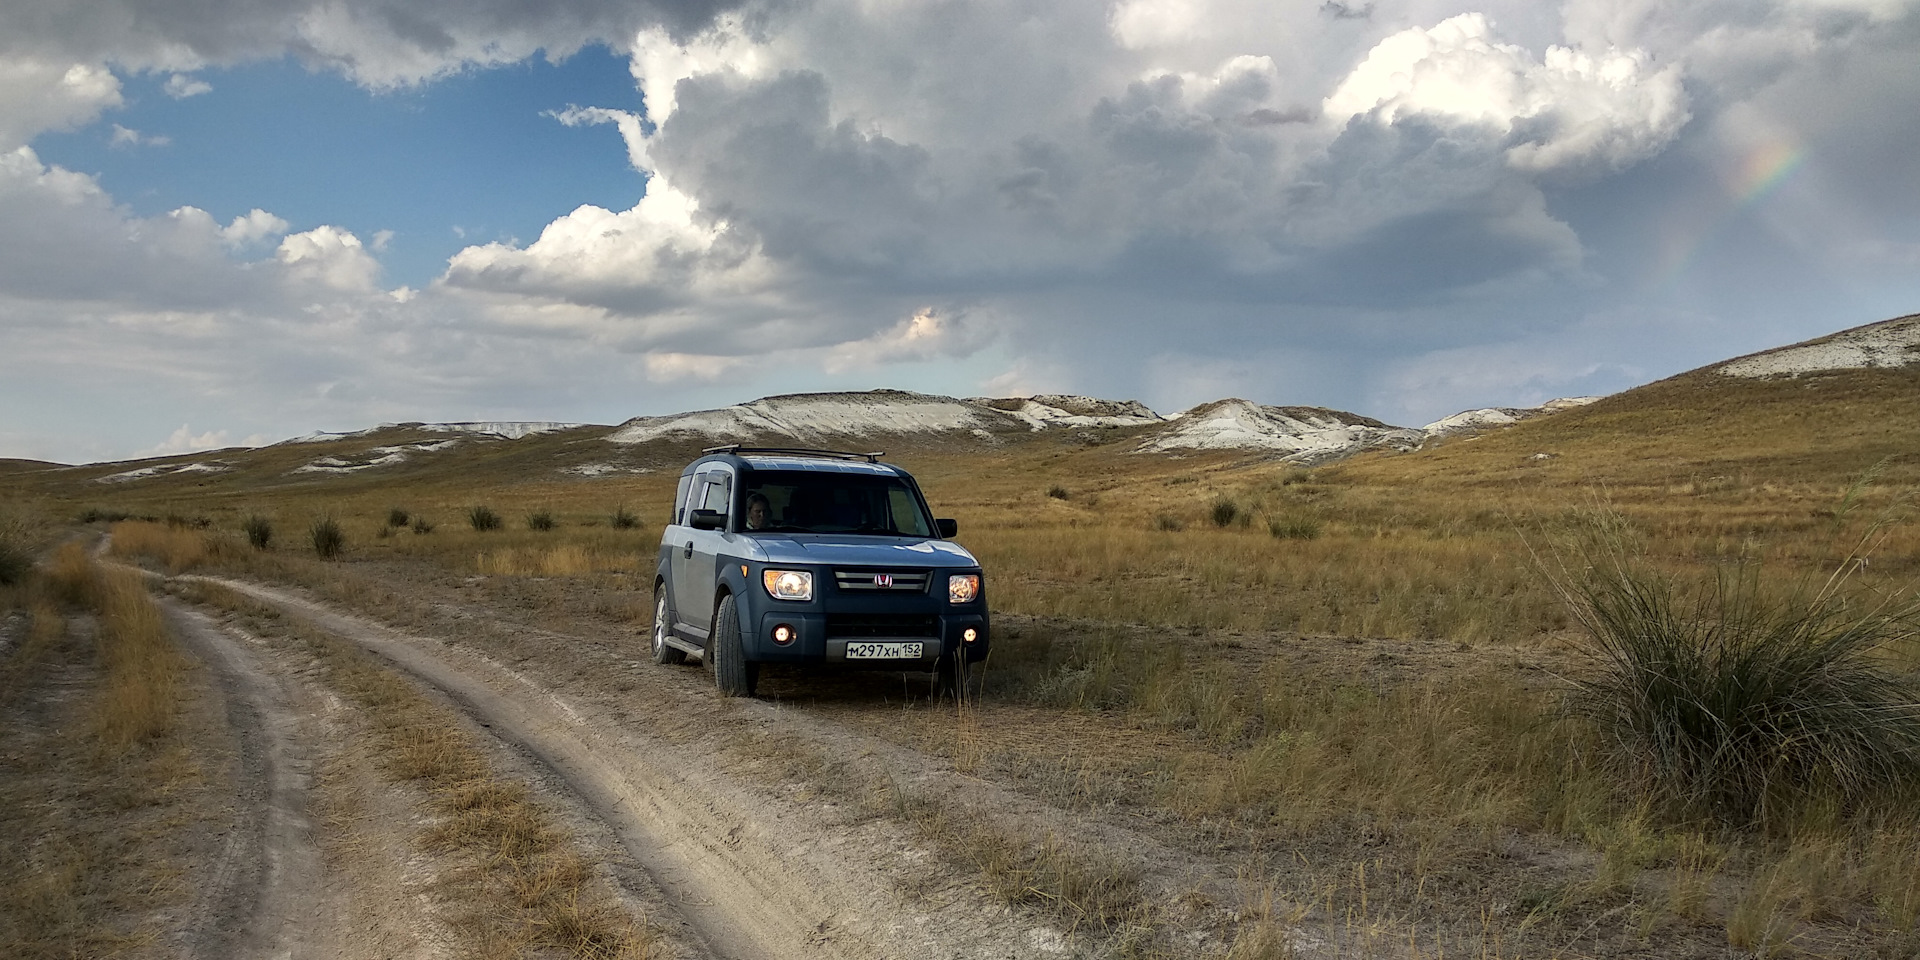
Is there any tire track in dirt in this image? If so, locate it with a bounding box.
[190,575,993,960]
[155,598,342,959]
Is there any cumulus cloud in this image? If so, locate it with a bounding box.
[0,0,749,92]
[1324,14,1690,178]
[136,423,236,457]
[0,60,122,150]
[276,225,382,292]
[3,0,1920,463]
[162,73,212,98]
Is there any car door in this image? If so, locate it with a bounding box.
[674,467,732,640]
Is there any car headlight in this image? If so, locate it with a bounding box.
[948,574,980,604]
[763,569,813,601]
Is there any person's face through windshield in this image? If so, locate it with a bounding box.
[745,496,770,531]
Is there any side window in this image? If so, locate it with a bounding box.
[673,475,692,525]
[698,471,733,515]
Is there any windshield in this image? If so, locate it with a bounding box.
[740,470,935,537]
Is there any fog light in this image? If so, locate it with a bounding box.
[963,627,978,643]
[773,623,795,645]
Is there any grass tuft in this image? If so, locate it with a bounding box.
[1210,497,1240,528]
[242,514,273,550]
[469,505,502,532]
[1047,484,1071,500]
[412,516,436,535]
[1558,558,1920,824]
[310,516,346,560]
[527,510,556,532]
[387,507,411,528]
[1267,514,1323,540]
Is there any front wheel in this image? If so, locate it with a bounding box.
[651,588,686,665]
[710,594,757,697]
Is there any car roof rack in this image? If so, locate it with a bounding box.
[701,445,886,463]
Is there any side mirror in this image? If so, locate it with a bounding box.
[690,509,727,531]
[936,518,958,538]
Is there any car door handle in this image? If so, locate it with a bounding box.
[683,540,694,559]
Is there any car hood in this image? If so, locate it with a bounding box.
[743,534,980,568]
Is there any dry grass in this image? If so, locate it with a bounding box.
[32,362,1920,956]
[178,580,657,960]
[0,551,210,959]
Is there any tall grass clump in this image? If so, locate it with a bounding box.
[468,505,501,531]
[1047,484,1071,500]
[1267,515,1322,541]
[1209,497,1240,528]
[0,522,29,586]
[527,509,556,532]
[310,516,345,560]
[609,506,640,530]
[1559,560,1920,825]
[387,507,411,528]
[411,515,435,535]
[242,514,273,550]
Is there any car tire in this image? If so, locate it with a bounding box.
[935,650,962,701]
[651,587,686,665]
[711,594,757,697]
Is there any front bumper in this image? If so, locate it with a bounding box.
[746,608,990,665]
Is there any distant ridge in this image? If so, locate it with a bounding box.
[1140,400,1423,463]
[1422,397,1600,437]
[1716,313,1920,378]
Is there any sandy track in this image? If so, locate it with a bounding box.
[155,599,342,959]
[190,575,1068,960]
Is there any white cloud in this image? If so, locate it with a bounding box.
[276,225,381,292]
[0,60,122,150]
[1325,13,1690,177]
[136,423,234,457]
[549,104,652,171]
[641,351,746,382]
[218,208,290,246]
[822,307,993,373]
[163,73,212,98]
[109,123,171,148]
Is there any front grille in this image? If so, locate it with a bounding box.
[826,614,939,639]
[833,569,931,593]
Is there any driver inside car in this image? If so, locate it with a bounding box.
[744,493,772,531]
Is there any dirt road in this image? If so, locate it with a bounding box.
[173,574,1201,959]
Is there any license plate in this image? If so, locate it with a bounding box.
[845,641,923,660]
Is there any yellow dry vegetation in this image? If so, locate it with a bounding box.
[18,359,1920,955]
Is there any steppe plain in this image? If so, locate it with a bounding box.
[4,315,1920,959]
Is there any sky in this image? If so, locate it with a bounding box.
[3,0,1919,464]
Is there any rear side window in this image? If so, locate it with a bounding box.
[673,474,692,525]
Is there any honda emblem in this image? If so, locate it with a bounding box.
[874,573,893,588]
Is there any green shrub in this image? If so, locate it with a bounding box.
[0,536,26,586]
[468,506,501,532]
[242,515,273,550]
[609,506,640,530]
[310,516,345,560]
[527,510,556,532]
[387,507,411,528]
[1209,497,1239,528]
[1268,515,1322,540]
[1560,562,1920,824]
[411,516,435,535]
